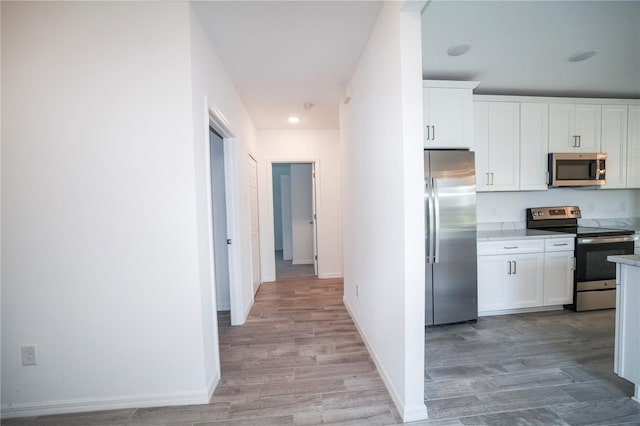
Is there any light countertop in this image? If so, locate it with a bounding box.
[608,254,640,267]
[477,229,574,242]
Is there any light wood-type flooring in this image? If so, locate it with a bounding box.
[4,278,640,425]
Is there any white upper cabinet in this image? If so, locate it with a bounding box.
[549,103,601,152]
[600,105,628,189]
[423,80,479,149]
[474,101,520,191]
[520,103,549,190]
[628,105,640,188]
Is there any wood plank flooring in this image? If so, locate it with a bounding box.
[422,309,640,425]
[4,278,640,425]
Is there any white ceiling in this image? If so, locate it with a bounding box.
[192,1,383,129]
[193,1,640,130]
[421,1,640,99]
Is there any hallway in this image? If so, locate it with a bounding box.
[211,278,400,424]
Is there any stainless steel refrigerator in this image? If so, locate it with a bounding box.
[424,149,477,326]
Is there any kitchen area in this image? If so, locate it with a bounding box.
[421,75,640,422]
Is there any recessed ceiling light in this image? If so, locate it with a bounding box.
[447,43,471,57]
[288,116,300,124]
[569,48,599,62]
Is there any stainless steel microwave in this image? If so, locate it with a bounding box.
[548,153,606,187]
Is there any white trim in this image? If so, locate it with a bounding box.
[423,79,480,90]
[343,297,428,422]
[318,272,343,279]
[206,372,220,402]
[1,390,210,420]
[479,305,564,317]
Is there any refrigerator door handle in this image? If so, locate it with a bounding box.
[432,177,440,264]
[425,179,435,263]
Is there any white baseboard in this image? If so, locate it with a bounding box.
[206,371,220,401]
[479,305,563,317]
[343,297,428,423]
[1,389,210,419]
[317,272,343,279]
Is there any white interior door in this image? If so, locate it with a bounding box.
[290,164,314,265]
[248,155,261,295]
[280,175,293,261]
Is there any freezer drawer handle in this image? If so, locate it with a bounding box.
[504,246,518,249]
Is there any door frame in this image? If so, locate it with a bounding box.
[206,103,243,326]
[265,159,320,281]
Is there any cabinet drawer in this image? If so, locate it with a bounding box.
[478,239,544,255]
[544,238,575,252]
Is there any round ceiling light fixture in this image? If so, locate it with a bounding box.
[288,116,300,124]
[569,48,599,62]
[447,43,471,57]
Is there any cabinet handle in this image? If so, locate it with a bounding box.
[573,135,579,147]
[507,261,512,275]
[426,125,430,140]
[504,246,518,249]
[490,172,494,185]
[432,125,436,140]
[553,243,569,246]
[545,171,550,185]
[486,173,490,185]
[578,135,581,147]
[513,260,517,275]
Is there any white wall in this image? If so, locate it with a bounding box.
[1,1,258,418]
[1,1,208,416]
[290,164,314,265]
[339,2,427,422]
[478,188,640,224]
[257,129,342,280]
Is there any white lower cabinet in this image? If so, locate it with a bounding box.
[478,240,544,312]
[543,251,574,305]
[478,237,575,314]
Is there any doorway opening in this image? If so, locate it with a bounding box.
[209,127,232,330]
[272,162,318,279]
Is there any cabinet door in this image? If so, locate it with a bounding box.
[549,103,575,152]
[425,88,473,149]
[574,104,601,152]
[474,102,490,191]
[543,251,574,305]
[628,106,640,188]
[601,105,628,189]
[520,103,548,190]
[487,102,520,191]
[508,253,544,308]
[478,255,509,312]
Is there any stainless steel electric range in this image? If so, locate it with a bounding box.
[526,206,636,311]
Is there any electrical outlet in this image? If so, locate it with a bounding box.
[490,205,498,217]
[620,202,627,213]
[21,345,37,366]
[356,284,359,298]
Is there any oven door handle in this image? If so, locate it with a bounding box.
[577,235,637,245]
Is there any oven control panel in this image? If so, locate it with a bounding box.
[528,206,582,220]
